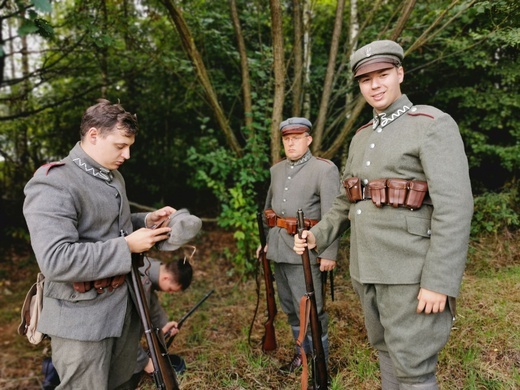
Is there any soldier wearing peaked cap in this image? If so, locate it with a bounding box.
[258,117,341,374]
[23,99,180,389]
[294,40,473,389]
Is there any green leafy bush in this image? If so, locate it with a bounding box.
[186,120,270,276]
[471,185,519,237]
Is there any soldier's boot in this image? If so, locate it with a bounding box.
[279,326,308,373]
[379,351,400,390]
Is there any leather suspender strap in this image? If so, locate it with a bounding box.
[297,295,312,390]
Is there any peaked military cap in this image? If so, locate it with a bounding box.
[157,208,202,251]
[279,117,312,135]
[350,40,404,78]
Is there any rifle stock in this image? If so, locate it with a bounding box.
[130,253,179,390]
[257,212,277,352]
[297,210,328,389]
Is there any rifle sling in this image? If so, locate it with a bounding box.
[297,294,312,390]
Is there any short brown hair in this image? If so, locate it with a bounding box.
[164,258,193,291]
[80,99,139,139]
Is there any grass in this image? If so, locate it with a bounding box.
[0,228,518,389]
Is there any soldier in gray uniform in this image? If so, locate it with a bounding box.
[260,117,341,373]
[23,99,177,389]
[294,40,473,389]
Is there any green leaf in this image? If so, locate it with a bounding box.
[33,0,52,13]
[18,21,39,36]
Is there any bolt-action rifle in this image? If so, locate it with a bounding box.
[165,289,215,349]
[129,249,179,390]
[297,209,328,390]
[257,211,277,352]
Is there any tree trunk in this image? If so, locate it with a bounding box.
[312,0,346,155]
[229,0,253,131]
[160,0,243,157]
[291,0,303,117]
[269,0,285,163]
[301,0,311,119]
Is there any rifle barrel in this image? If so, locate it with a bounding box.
[166,289,215,349]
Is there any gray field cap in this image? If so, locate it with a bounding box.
[156,208,202,251]
[279,117,312,135]
[350,40,404,78]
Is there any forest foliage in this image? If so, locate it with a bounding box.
[0,0,518,272]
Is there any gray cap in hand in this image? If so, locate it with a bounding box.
[157,209,202,251]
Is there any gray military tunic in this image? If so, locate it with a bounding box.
[265,150,341,265]
[312,95,473,297]
[23,142,147,341]
[310,95,473,380]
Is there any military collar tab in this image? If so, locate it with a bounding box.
[289,149,312,166]
[72,157,113,182]
[373,103,413,130]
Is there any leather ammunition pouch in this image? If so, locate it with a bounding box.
[342,177,430,210]
[73,275,126,294]
[387,178,408,208]
[367,178,387,208]
[343,177,363,203]
[264,209,319,235]
[264,208,277,227]
[405,180,428,210]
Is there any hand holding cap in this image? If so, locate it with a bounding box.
[156,208,202,251]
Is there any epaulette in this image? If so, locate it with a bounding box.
[272,158,287,168]
[38,161,65,176]
[355,121,373,134]
[407,105,438,120]
[316,157,334,165]
[407,112,434,120]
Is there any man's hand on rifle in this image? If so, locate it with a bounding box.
[163,321,179,338]
[293,229,317,253]
[318,258,336,272]
[256,244,268,259]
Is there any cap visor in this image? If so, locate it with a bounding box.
[355,61,396,77]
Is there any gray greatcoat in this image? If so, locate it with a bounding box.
[311,94,473,381]
[312,94,474,298]
[265,150,341,264]
[23,142,147,341]
[264,150,341,358]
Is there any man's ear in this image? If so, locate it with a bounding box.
[86,127,99,144]
[397,66,404,83]
[160,270,173,284]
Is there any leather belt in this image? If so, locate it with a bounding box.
[73,275,126,294]
[362,183,433,206]
[264,209,319,235]
[343,177,432,209]
[276,217,318,230]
